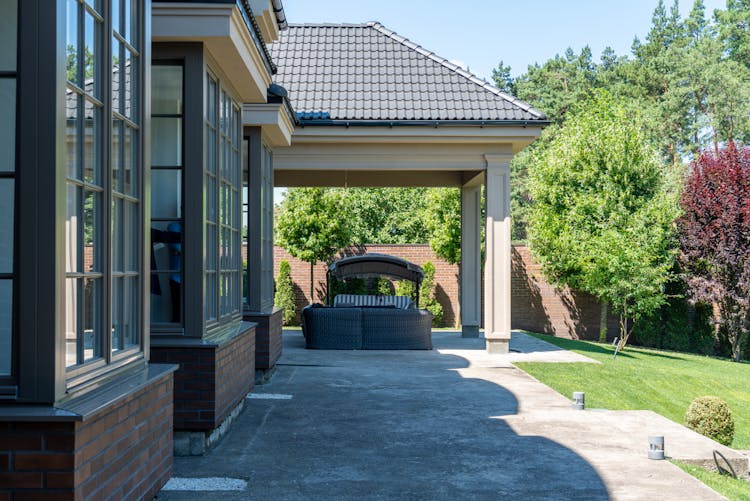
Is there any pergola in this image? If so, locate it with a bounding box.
[270,22,548,352]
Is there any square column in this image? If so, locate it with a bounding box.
[484,155,513,353]
[460,177,482,338]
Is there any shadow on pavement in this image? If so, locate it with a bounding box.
[161,331,610,500]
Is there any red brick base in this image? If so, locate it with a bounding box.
[243,309,283,371]
[0,364,175,500]
[150,322,256,432]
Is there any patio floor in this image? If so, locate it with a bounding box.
[157,331,743,500]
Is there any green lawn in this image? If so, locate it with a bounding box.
[515,333,750,448]
[672,461,750,500]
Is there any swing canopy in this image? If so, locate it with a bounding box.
[328,253,424,284]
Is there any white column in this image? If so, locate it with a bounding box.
[483,154,512,353]
[460,178,482,338]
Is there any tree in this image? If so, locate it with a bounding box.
[527,91,679,348]
[677,142,750,362]
[491,60,514,93]
[422,188,461,264]
[276,188,351,302]
[274,260,297,325]
[419,261,443,327]
[715,0,750,68]
[331,188,429,244]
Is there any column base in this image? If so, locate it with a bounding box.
[485,332,511,354]
[461,325,480,338]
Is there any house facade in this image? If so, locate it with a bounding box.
[0,1,545,498]
[1,0,288,497]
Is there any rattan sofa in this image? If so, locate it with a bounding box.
[301,305,432,350]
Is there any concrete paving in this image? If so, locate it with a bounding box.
[158,331,746,500]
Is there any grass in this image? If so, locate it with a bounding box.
[672,461,750,500]
[515,333,750,448]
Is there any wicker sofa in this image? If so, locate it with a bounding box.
[301,305,433,350]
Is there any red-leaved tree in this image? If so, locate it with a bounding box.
[678,141,750,362]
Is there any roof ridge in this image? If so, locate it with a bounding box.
[287,22,372,28]
[366,21,545,120]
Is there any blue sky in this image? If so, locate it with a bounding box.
[281,0,727,81]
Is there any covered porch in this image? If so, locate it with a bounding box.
[269,22,548,352]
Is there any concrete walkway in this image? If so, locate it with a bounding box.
[158,331,745,500]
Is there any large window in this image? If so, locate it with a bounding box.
[151,63,184,327]
[65,0,142,378]
[260,144,274,311]
[0,0,18,380]
[205,71,241,328]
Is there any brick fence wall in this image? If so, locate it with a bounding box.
[270,243,619,338]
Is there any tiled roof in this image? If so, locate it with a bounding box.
[269,22,546,124]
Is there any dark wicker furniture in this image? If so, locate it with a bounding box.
[302,306,432,350]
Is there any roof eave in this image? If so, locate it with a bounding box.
[297,119,551,128]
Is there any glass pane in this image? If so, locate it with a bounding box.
[83,277,101,362]
[112,118,122,191]
[84,9,98,97]
[151,169,182,218]
[83,190,99,272]
[206,223,216,270]
[0,180,13,274]
[112,36,121,112]
[205,272,216,321]
[124,48,135,119]
[152,117,182,167]
[205,175,216,222]
[65,184,80,273]
[123,277,138,348]
[112,198,123,272]
[0,80,15,173]
[124,126,137,195]
[83,100,99,184]
[152,66,183,115]
[125,201,138,272]
[66,0,79,85]
[112,0,120,34]
[112,277,122,351]
[0,0,17,72]
[0,280,11,376]
[151,222,182,324]
[65,277,79,367]
[124,0,135,45]
[66,91,80,179]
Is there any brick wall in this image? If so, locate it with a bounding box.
[511,245,620,340]
[151,324,255,431]
[243,309,283,370]
[273,245,460,327]
[0,368,174,500]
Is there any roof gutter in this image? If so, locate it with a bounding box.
[237,0,277,74]
[271,0,288,30]
[297,119,551,128]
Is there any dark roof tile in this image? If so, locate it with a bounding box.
[270,22,546,123]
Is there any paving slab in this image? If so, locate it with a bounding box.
[158,331,744,500]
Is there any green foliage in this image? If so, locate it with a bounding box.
[419,261,443,327]
[331,188,430,244]
[276,188,351,300]
[527,91,680,348]
[422,189,461,264]
[685,396,735,446]
[374,277,393,296]
[491,60,514,93]
[274,260,297,325]
[394,280,416,300]
[329,277,367,302]
[518,333,750,448]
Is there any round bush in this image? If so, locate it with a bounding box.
[684,396,735,446]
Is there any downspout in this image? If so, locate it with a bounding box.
[271,0,288,30]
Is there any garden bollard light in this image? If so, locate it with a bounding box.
[648,436,665,460]
[572,392,585,410]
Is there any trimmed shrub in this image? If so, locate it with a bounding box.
[275,260,297,325]
[394,280,415,300]
[685,396,735,446]
[420,261,443,327]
